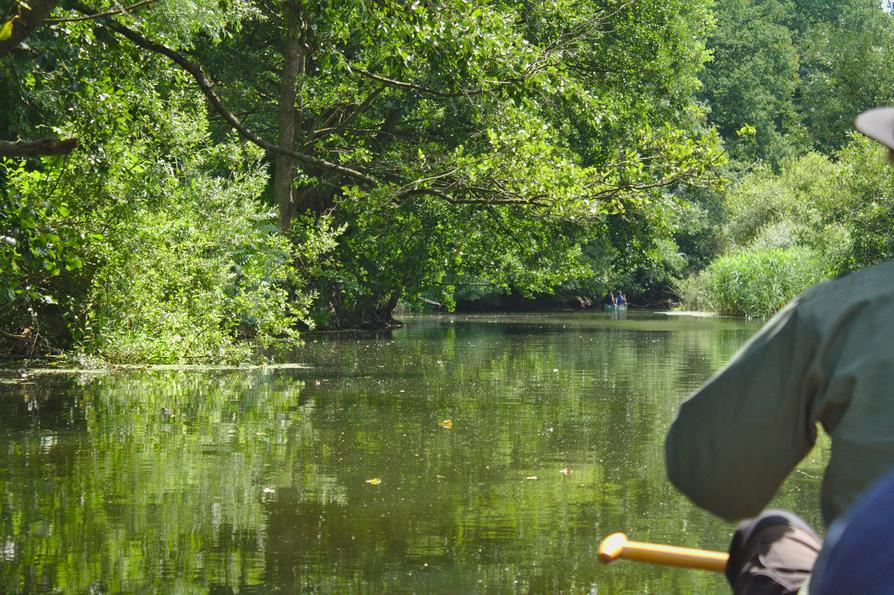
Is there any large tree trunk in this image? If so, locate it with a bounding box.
[274,1,305,231]
[327,290,403,329]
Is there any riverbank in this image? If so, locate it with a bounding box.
[0,362,312,383]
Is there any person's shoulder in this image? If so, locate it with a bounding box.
[800,259,894,307]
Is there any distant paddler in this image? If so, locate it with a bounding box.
[602,291,615,310]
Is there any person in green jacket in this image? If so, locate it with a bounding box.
[665,107,894,595]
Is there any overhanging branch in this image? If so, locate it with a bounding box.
[45,0,159,23]
[0,138,78,157]
[70,1,378,187]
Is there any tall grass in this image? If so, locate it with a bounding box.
[676,247,830,318]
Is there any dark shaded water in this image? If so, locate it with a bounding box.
[0,312,827,593]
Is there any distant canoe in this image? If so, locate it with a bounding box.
[603,304,628,311]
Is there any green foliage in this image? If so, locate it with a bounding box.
[722,153,838,252]
[0,159,85,304]
[670,186,727,273]
[677,247,829,318]
[701,0,805,164]
[799,2,894,150]
[1,135,325,362]
[678,135,894,317]
[719,137,894,274]
[826,136,894,271]
[191,0,722,324]
[78,144,311,363]
[702,0,894,165]
[0,20,12,42]
[567,198,692,301]
[0,15,326,361]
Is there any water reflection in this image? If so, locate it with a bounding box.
[0,312,826,592]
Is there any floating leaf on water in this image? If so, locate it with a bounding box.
[439,419,453,429]
[560,467,573,476]
[365,478,382,485]
[525,476,538,480]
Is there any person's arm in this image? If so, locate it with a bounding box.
[665,300,820,521]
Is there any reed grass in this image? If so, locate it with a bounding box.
[676,247,830,318]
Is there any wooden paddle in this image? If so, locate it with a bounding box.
[598,532,729,572]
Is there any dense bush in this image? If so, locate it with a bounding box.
[676,247,829,318]
[722,153,837,252]
[78,144,317,363]
[0,29,329,362]
[830,138,894,271]
[677,135,894,318]
[1,138,331,363]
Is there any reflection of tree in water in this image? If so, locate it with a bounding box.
[0,314,828,592]
[295,313,824,591]
[0,371,314,592]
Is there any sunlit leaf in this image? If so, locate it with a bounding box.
[0,21,13,42]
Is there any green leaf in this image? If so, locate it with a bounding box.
[65,256,83,271]
[0,21,13,42]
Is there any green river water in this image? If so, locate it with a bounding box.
[0,312,829,593]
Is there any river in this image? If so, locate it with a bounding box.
[0,312,828,592]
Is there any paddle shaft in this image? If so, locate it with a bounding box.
[598,532,729,572]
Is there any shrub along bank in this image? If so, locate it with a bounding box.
[676,137,894,317]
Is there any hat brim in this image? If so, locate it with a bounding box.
[855,108,894,150]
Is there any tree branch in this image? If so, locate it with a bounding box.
[45,0,159,23]
[0,138,78,157]
[70,1,378,187]
[0,0,61,56]
[306,86,384,147]
[348,66,499,98]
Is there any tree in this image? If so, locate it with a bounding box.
[799,1,894,150]
[702,0,894,162]
[700,0,804,166]
[1,0,325,359]
[0,0,79,157]
[4,0,724,352]
[66,0,720,325]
